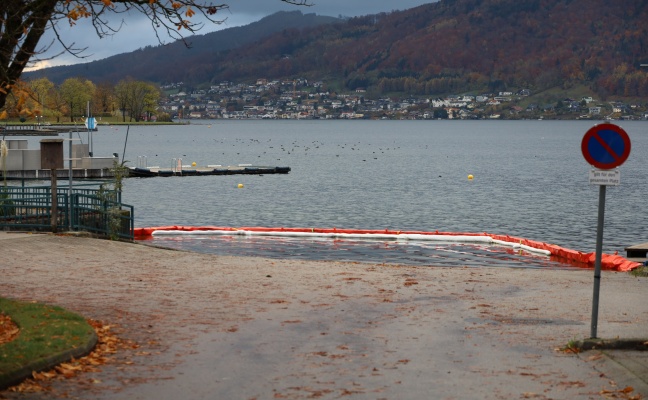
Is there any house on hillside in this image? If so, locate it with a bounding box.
[429,99,447,108]
[445,107,460,119]
[458,109,472,119]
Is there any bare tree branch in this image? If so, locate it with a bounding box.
[0,0,310,111]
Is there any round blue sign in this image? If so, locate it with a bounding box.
[581,123,631,169]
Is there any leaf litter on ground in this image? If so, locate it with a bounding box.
[7,319,136,394]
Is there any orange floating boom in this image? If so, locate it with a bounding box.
[132,226,641,272]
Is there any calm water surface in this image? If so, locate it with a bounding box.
[88,120,648,267]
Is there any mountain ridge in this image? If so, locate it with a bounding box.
[26,11,341,84]
[28,0,648,99]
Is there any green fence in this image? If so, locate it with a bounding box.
[0,183,134,240]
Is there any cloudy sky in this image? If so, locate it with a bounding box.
[30,0,435,70]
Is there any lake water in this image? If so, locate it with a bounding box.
[86,120,648,267]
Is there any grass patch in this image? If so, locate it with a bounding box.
[630,265,648,277]
[559,338,582,354]
[0,298,96,388]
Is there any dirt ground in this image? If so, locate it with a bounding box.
[0,232,646,399]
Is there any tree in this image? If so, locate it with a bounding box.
[114,78,160,121]
[27,77,53,122]
[141,84,161,121]
[28,77,53,110]
[127,81,160,122]
[0,0,309,114]
[93,81,114,116]
[113,78,131,122]
[0,79,37,120]
[47,83,67,122]
[59,77,95,121]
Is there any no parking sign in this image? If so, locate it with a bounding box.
[581,122,632,339]
[581,123,631,170]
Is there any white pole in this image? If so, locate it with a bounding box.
[87,101,93,156]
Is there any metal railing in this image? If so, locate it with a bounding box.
[0,183,134,240]
[71,193,134,240]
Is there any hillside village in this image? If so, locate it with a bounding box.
[158,79,648,121]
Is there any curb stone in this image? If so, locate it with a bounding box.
[0,325,98,390]
[577,338,648,351]
[576,338,648,398]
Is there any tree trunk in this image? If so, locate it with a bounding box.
[0,1,58,111]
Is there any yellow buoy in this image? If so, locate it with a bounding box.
[237,183,244,188]
[191,161,197,167]
[468,174,474,180]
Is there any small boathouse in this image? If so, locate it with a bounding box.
[1,139,117,180]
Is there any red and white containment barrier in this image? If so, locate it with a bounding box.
[133,226,641,272]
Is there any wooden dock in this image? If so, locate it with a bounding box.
[625,242,648,263]
[128,165,291,177]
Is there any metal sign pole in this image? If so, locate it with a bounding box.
[590,184,606,338]
[581,123,631,340]
[68,130,73,231]
[87,101,93,156]
[50,168,58,233]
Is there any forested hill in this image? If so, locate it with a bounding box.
[31,0,648,99]
[206,0,648,99]
[26,11,341,84]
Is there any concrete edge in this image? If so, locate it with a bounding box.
[577,338,648,351]
[579,349,648,398]
[602,350,648,396]
[0,329,98,390]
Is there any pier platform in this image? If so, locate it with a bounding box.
[128,165,291,177]
[2,168,115,180]
[625,242,648,263]
[0,130,59,136]
[1,124,97,136]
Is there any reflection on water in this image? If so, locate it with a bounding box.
[145,235,585,270]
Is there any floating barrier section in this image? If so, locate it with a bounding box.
[132,226,641,272]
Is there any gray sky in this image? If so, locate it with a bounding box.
[29,1,435,70]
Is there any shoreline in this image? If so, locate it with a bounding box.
[0,232,646,399]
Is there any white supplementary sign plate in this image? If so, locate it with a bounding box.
[589,169,620,186]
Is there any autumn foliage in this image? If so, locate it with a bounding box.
[0,0,236,113]
[174,0,648,98]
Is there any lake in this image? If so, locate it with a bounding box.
[87,119,648,267]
